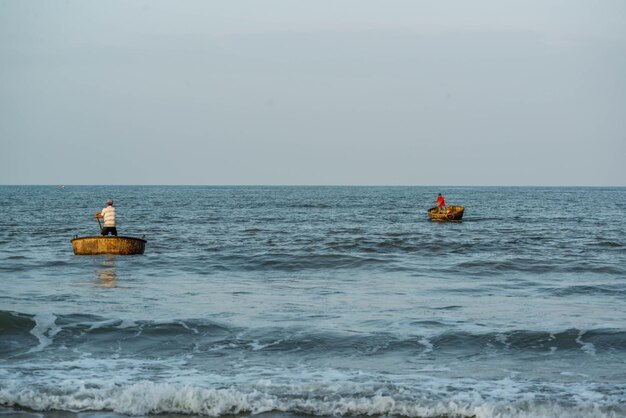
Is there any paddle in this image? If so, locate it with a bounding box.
[95,216,103,232]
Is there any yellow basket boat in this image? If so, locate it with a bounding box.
[71,236,147,255]
[427,205,464,221]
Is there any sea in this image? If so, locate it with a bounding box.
[1,186,625,418]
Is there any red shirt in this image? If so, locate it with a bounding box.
[436,195,445,207]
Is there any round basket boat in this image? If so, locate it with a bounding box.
[71,236,147,255]
[427,205,464,221]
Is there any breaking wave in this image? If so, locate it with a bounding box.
[1,376,625,417]
[2,311,625,358]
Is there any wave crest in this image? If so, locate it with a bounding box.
[1,379,625,418]
[3,311,626,358]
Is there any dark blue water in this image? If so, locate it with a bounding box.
[1,186,625,418]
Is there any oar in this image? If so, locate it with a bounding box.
[96,216,103,232]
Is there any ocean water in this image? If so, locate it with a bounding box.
[1,185,625,418]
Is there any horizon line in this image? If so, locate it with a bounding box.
[1,184,625,188]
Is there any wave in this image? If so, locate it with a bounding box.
[155,242,624,274]
[453,259,625,276]
[0,259,71,273]
[227,328,626,355]
[0,376,624,417]
[0,311,230,357]
[172,238,491,272]
[596,241,624,248]
[543,284,626,297]
[210,253,388,271]
[3,311,625,358]
[284,203,334,209]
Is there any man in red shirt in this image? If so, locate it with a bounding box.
[434,193,446,213]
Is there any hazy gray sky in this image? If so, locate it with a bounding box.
[1,0,624,185]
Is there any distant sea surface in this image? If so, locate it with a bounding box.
[1,186,625,418]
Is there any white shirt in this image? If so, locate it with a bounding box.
[101,206,116,227]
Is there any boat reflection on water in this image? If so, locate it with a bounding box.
[96,256,117,288]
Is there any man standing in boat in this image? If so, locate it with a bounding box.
[94,199,117,236]
[434,193,446,213]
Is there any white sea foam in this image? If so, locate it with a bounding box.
[0,380,624,418]
[249,339,283,351]
[178,320,199,334]
[495,332,509,346]
[86,318,121,331]
[27,313,61,353]
[116,318,138,329]
[576,331,597,356]
[418,337,433,353]
[0,371,624,418]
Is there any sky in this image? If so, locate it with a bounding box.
[1,0,625,186]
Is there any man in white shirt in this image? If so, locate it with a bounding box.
[94,199,117,236]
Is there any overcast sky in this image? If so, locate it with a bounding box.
[1,0,624,186]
